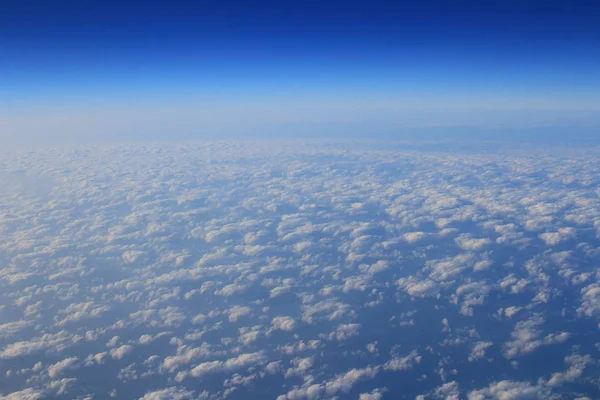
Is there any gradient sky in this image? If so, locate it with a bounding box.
[2,0,600,144]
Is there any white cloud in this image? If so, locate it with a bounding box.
[277,366,379,399]
[226,306,252,323]
[0,321,30,340]
[455,235,491,251]
[48,357,79,378]
[106,336,120,348]
[578,284,600,317]
[359,388,386,400]
[110,345,133,360]
[539,228,576,246]
[0,388,44,400]
[188,351,267,378]
[138,387,196,400]
[402,232,427,243]
[469,342,493,362]
[285,356,314,377]
[503,315,569,359]
[467,380,546,400]
[271,316,297,332]
[0,331,81,359]
[503,306,522,318]
[546,354,592,387]
[327,323,360,341]
[384,350,422,371]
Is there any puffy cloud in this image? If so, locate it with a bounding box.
[0,321,30,340]
[367,342,378,354]
[138,387,196,400]
[301,299,354,323]
[455,235,491,251]
[343,275,371,292]
[47,357,79,378]
[239,329,261,345]
[226,306,252,323]
[277,366,379,399]
[0,388,44,400]
[384,350,422,371]
[278,340,322,355]
[546,354,592,388]
[467,380,546,400]
[123,250,146,264]
[327,323,360,341]
[433,381,460,400]
[324,366,379,396]
[578,284,600,317]
[56,302,111,326]
[539,228,576,246]
[110,345,133,360]
[468,342,493,362]
[0,331,81,359]
[271,316,297,332]
[264,361,282,374]
[452,281,490,316]
[188,351,267,378]
[503,316,570,359]
[106,336,120,348]
[396,277,437,298]
[503,306,522,318]
[359,388,386,400]
[48,378,77,396]
[285,356,314,377]
[402,232,427,243]
[214,283,247,297]
[161,343,215,372]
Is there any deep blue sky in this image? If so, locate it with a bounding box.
[1,0,600,143]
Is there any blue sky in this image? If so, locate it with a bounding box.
[1,0,600,143]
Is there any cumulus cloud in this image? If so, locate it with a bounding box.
[384,350,422,371]
[467,380,546,400]
[285,356,314,377]
[539,228,576,246]
[359,388,386,400]
[0,388,44,400]
[187,351,267,379]
[455,235,491,251]
[0,321,30,340]
[327,323,361,341]
[110,345,133,360]
[277,366,379,399]
[432,381,460,400]
[503,306,522,318]
[0,331,81,359]
[138,387,197,400]
[503,316,570,359]
[271,317,297,332]
[546,354,592,388]
[578,284,600,317]
[402,232,427,243]
[226,306,252,323]
[47,357,79,378]
[468,342,493,362]
[396,277,437,298]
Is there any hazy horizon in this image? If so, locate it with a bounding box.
[2,0,600,145]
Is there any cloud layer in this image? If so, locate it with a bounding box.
[0,141,599,399]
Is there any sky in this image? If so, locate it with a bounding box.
[2,0,600,143]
